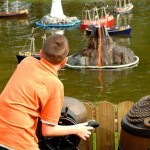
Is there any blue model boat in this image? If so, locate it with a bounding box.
[35,0,81,29]
[86,13,132,36]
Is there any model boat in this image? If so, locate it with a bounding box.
[80,3,115,30]
[16,28,64,63]
[35,0,80,28]
[85,14,132,36]
[107,25,132,35]
[0,0,28,18]
[114,0,134,14]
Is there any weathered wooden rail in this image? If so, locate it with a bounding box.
[78,101,134,150]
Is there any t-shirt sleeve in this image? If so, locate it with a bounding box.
[40,79,64,125]
[41,96,64,124]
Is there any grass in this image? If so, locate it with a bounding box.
[93,132,119,150]
[115,132,119,150]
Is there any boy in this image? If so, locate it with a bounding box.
[0,34,93,150]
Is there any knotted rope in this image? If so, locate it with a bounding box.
[126,95,150,128]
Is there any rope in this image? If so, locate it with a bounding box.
[126,95,150,126]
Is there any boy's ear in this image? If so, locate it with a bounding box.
[40,50,43,58]
[61,57,68,67]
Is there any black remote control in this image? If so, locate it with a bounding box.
[87,120,99,128]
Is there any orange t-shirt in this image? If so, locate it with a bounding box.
[0,57,64,150]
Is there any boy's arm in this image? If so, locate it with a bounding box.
[42,122,93,140]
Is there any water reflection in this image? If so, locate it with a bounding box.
[0,18,29,27]
[60,65,138,103]
[98,67,135,87]
[97,67,136,101]
[0,17,30,55]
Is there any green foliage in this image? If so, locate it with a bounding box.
[93,132,119,150]
[93,133,96,150]
[115,132,119,150]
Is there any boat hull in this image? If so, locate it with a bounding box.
[108,27,132,35]
[16,54,40,63]
[35,20,81,29]
[85,26,132,36]
[0,9,28,18]
[80,16,115,30]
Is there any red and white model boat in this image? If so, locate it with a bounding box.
[80,4,115,30]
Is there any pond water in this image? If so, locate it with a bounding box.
[0,0,150,104]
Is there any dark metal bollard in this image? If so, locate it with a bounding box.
[36,96,88,150]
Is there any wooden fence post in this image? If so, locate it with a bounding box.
[78,100,135,150]
[96,101,115,150]
[117,101,134,141]
[84,102,94,150]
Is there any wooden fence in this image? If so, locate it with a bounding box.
[78,101,134,150]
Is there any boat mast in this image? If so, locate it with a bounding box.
[101,6,107,18]
[42,30,47,47]
[119,0,122,8]
[116,14,120,29]
[6,0,9,13]
[29,28,35,54]
[16,0,19,13]
[124,0,126,7]
[114,0,117,8]
[82,4,91,20]
[92,6,99,21]
[84,9,91,20]
[101,6,108,27]
[50,0,66,19]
